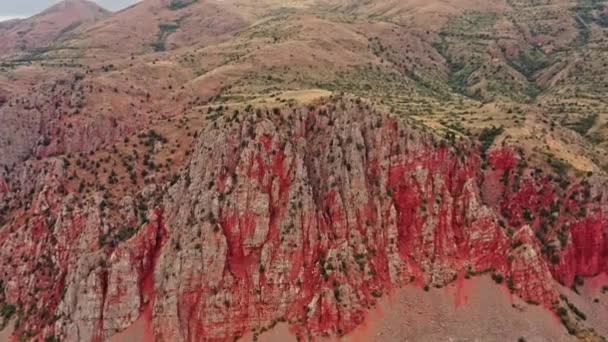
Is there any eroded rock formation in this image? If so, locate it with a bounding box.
[0,99,606,341]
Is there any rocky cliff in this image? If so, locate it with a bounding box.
[0,98,606,341]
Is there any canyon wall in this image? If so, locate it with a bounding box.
[0,99,606,341]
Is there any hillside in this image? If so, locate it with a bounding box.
[0,0,607,341]
[0,0,110,57]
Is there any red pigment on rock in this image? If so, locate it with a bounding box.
[3,105,608,342]
[126,208,168,340]
[488,147,518,170]
[0,177,8,192]
[453,269,469,307]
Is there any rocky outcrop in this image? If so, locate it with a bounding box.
[146,100,517,340]
[0,98,606,341]
[483,147,608,288]
[0,70,178,172]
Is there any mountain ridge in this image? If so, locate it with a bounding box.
[0,0,110,56]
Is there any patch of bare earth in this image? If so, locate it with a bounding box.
[244,276,578,342]
[558,274,608,338]
[0,320,14,342]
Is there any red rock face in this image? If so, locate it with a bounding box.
[0,99,606,341]
[484,147,608,288]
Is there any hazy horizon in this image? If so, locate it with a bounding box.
[0,15,21,22]
[0,0,139,20]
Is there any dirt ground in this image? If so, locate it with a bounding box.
[0,320,13,342]
[557,274,608,338]
[3,275,602,342]
[244,275,581,342]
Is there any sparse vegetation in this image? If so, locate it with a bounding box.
[567,302,586,320]
[116,226,137,242]
[478,126,504,155]
[0,301,16,328]
[491,273,503,284]
[168,0,197,10]
[567,114,597,136]
[548,156,570,176]
[509,48,549,81]
[153,22,180,51]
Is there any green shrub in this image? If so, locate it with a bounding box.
[567,302,586,320]
[0,302,15,321]
[491,273,503,284]
[168,0,196,10]
[507,277,515,292]
[567,114,597,136]
[152,41,166,52]
[548,157,569,176]
[574,274,584,286]
[116,226,136,242]
[523,208,533,221]
[333,288,341,302]
[511,240,523,249]
[478,126,504,154]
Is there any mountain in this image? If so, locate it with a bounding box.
[0,0,110,56]
[0,0,607,341]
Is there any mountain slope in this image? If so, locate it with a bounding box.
[0,0,110,56]
[57,0,252,59]
[0,0,607,341]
